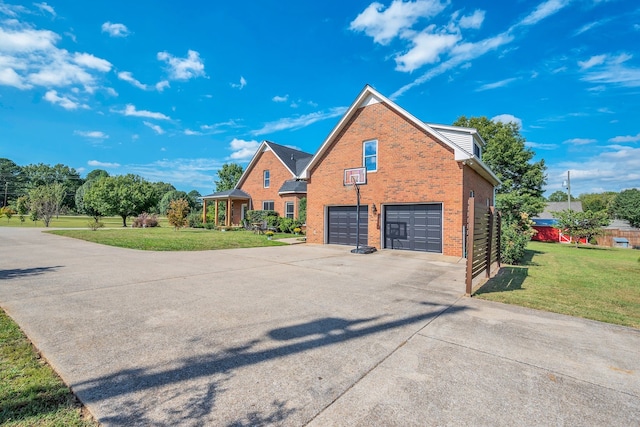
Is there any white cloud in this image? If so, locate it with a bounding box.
[0,67,30,89]
[458,10,485,29]
[74,130,108,139]
[73,53,111,72]
[526,141,558,150]
[157,50,205,80]
[491,114,522,128]
[252,107,347,136]
[350,0,448,45]
[580,53,640,88]
[0,3,28,17]
[34,2,55,16]
[272,94,289,102]
[231,76,247,89]
[395,31,461,72]
[0,26,58,52]
[117,71,148,90]
[155,80,170,91]
[113,104,170,120]
[88,160,120,168]
[609,133,640,143]
[200,120,241,134]
[143,121,165,135]
[563,138,597,145]
[228,138,260,160]
[516,0,570,27]
[578,54,606,70]
[43,90,88,110]
[101,22,130,37]
[475,77,519,92]
[125,158,226,193]
[184,129,202,136]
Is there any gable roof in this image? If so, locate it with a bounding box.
[534,201,583,220]
[236,140,313,189]
[300,85,500,186]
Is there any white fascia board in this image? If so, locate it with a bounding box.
[234,140,269,189]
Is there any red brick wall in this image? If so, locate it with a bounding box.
[307,101,493,257]
[238,148,294,215]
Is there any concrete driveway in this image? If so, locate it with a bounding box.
[1,227,638,426]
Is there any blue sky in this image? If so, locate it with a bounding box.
[1,0,639,197]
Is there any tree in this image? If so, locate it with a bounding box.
[214,163,243,192]
[16,196,29,223]
[580,192,617,215]
[28,183,65,227]
[22,163,82,212]
[547,190,569,202]
[188,190,202,208]
[0,158,25,207]
[158,190,196,214]
[611,188,640,228]
[553,209,610,247]
[84,175,159,227]
[167,198,190,230]
[85,169,109,182]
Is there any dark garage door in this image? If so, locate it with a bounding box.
[384,204,442,253]
[327,206,368,246]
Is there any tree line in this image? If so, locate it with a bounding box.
[546,189,640,228]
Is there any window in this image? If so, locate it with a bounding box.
[263,201,274,211]
[285,202,294,219]
[363,140,377,172]
[263,170,270,188]
[473,143,481,158]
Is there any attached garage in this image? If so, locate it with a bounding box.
[327,206,368,246]
[384,204,442,253]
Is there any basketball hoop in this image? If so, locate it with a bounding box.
[344,167,367,186]
[343,167,376,255]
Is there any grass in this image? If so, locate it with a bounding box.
[46,227,292,251]
[0,309,97,426]
[476,241,640,328]
[0,215,168,228]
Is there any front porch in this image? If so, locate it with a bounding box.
[201,189,251,227]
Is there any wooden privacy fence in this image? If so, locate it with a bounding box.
[465,197,501,295]
[597,229,640,248]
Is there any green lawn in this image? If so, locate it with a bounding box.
[0,309,97,426]
[0,215,168,228]
[476,241,640,328]
[46,227,293,251]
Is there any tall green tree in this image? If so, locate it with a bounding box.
[580,191,617,215]
[214,163,243,192]
[28,183,65,227]
[453,116,547,224]
[84,174,159,227]
[85,169,109,182]
[547,190,569,202]
[611,188,640,228]
[158,190,196,214]
[22,163,82,212]
[0,158,25,207]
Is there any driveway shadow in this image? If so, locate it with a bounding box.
[73,301,467,425]
[0,266,62,280]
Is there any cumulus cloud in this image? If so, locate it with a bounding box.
[73,53,112,72]
[272,95,289,102]
[252,107,347,136]
[609,132,640,143]
[231,76,247,89]
[155,80,170,91]
[157,50,205,80]
[101,22,130,37]
[143,121,165,135]
[88,160,120,168]
[44,90,88,110]
[118,71,148,90]
[458,10,485,29]
[395,31,461,72]
[74,130,108,139]
[491,114,522,128]
[34,2,56,17]
[228,138,260,160]
[113,104,170,120]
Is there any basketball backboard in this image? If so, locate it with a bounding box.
[344,167,367,186]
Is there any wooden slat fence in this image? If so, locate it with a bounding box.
[465,197,501,296]
[597,229,640,248]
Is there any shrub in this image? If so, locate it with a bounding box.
[131,212,159,228]
[246,210,279,228]
[501,222,530,264]
[204,222,216,230]
[87,219,104,231]
[167,198,190,230]
[188,211,204,228]
[277,217,303,233]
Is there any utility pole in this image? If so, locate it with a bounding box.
[3,181,7,207]
[563,171,571,211]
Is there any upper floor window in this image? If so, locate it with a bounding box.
[263,170,270,188]
[473,143,481,158]
[363,140,378,172]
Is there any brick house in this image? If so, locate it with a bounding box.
[300,85,500,257]
[202,141,312,226]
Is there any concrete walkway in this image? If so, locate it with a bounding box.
[0,227,638,426]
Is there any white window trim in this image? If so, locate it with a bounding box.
[263,170,270,188]
[363,139,378,173]
[285,201,294,219]
[263,200,274,211]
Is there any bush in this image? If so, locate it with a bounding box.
[188,211,204,228]
[167,198,190,230]
[131,212,159,228]
[277,217,303,233]
[246,210,279,228]
[204,222,216,230]
[87,219,104,231]
[501,222,530,264]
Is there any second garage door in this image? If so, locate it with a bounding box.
[327,206,368,246]
[384,204,442,253]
